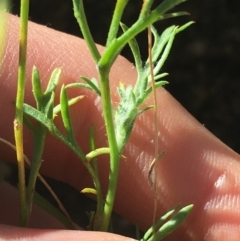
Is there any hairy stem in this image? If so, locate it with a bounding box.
[106,0,129,47]
[98,68,120,231]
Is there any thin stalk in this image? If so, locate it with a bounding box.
[88,126,104,230]
[72,0,101,62]
[148,26,159,224]
[98,70,120,231]
[14,0,30,227]
[141,0,154,16]
[26,126,47,220]
[106,0,129,47]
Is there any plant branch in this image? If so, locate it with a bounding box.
[98,71,120,231]
[72,0,101,62]
[14,0,30,227]
[106,0,129,47]
[98,0,187,70]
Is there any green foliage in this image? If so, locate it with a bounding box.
[71,0,195,234]
[142,205,193,241]
[12,0,194,239]
[23,66,105,230]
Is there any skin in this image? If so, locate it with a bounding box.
[0,13,240,241]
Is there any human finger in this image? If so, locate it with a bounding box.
[1,13,240,241]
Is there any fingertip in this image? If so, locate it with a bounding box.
[0,224,136,241]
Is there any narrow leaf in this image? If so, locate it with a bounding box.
[152,0,188,19]
[53,95,84,116]
[85,147,110,161]
[142,205,179,241]
[151,25,175,64]
[60,85,75,141]
[81,77,101,96]
[146,81,168,96]
[66,77,101,96]
[176,21,195,33]
[151,204,193,241]
[120,22,143,74]
[152,26,177,76]
[159,11,190,20]
[45,68,61,94]
[32,66,43,102]
[23,104,51,128]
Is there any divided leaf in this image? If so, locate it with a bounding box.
[115,84,138,151]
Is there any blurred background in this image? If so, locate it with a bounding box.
[10,0,240,153]
[3,0,240,237]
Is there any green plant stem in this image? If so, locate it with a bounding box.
[88,126,104,230]
[147,25,159,224]
[60,86,104,222]
[106,0,129,47]
[71,0,190,233]
[72,0,101,62]
[97,0,187,231]
[141,0,154,16]
[98,71,122,231]
[14,0,30,227]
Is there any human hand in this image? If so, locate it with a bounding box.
[0,13,240,241]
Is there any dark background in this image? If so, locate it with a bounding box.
[10,0,240,153]
[6,0,240,236]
